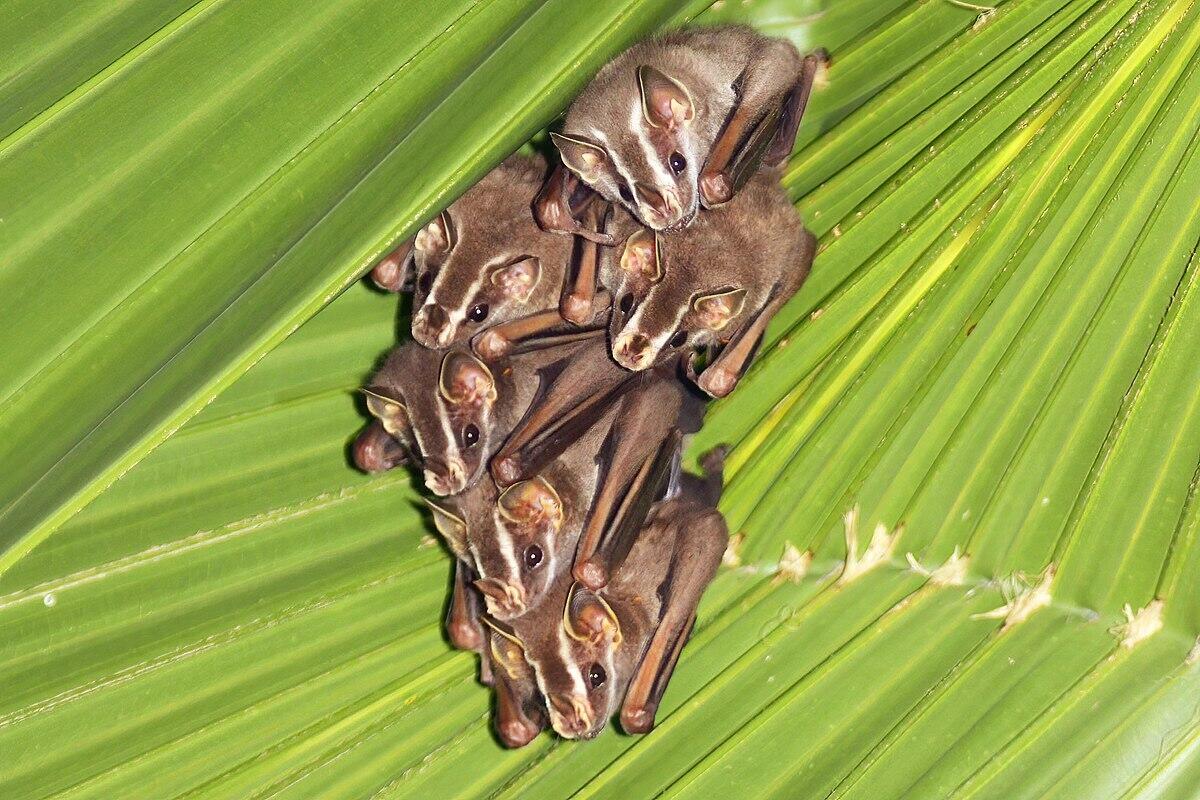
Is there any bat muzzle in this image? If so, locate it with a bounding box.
[412,303,453,348]
[548,694,595,739]
[612,331,655,371]
[474,578,527,618]
[636,184,683,229]
[422,456,466,496]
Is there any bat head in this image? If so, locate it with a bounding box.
[410,155,574,349]
[365,344,507,495]
[604,175,802,372]
[556,41,738,233]
[482,625,547,748]
[350,419,409,474]
[471,461,587,620]
[502,574,641,740]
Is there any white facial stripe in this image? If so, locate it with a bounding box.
[435,397,461,467]
[603,639,617,715]
[558,625,588,697]
[630,101,674,187]
[546,548,559,592]
[526,654,566,732]
[467,538,484,572]
[591,128,638,200]
[624,289,689,352]
[427,254,507,334]
[408,409,435,465]
[490,507,522,586]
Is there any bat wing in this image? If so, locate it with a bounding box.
[490,343,634,487]
[620,507,727,734]
[370,237,415,292]
[571,376,691,590]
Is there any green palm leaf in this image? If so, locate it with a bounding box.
[4,0,1200,797]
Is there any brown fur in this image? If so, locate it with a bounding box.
[502,448,728,739]
[559,25,806,229]
[603,170,815,383]
[411,154,579,348]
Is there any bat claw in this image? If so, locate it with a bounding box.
[699,171,734,207]
[491,455,523,488]
[697,365,739,398]
[620,705,656,734]
[370,260,406,292]
[534,194,575,235]
[573,558,609,591]
[560,294,593,326]
[498,717,541,748]
[447,619,483,652]
[473,329,511,361]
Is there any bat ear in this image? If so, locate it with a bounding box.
[490,256,541,303]
[439,351,497,407]
[488,630,528,678]
[637,65,694,130]
[550,132,609,183]
[424,498,468,558]
[620,229,663,283]
[416,210,457,256]
[362,387,410,437]
[692,287,748,331]
[563,583,622,645]
[498,476,563,528]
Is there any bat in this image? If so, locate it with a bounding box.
[499,446,729,739]
[483,625,549,748]
[422,455,549,746]
[350,418,409,473]
[536,25,827,236]
[419,342,694,619]
[362,343,520,495]
[465,397,620,622]
[486,335,706,590]
[369,154,608,349]
[359,335,596,495]
[604,169,816,398]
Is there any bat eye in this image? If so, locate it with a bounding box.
[618,183,634,203]
[417,271,433,294]
[468,303,489,323]
[669,330,688,348]
[588,663,606,688]
[618,294,634,314]
[524,545,543,569]
[669,152,686,175]
[462,423,480,447]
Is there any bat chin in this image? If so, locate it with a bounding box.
[423,470,466,496]
[670,206,699,230]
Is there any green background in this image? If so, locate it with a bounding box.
[3,0,1200,797]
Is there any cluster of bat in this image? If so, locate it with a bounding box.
[350,26,822,745]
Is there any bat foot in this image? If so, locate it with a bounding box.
[473,330,511,361]
[697,366,739,398]
[620,705,656,735]
[498,717,541,748]
[446,619,483,652]
[352,425,407,473]
[534,194,577,236]
[699,172,734,207]
[573,558,609,591]
[560,294,593,326]
[370,260,406,292]
[491,455,522,488]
